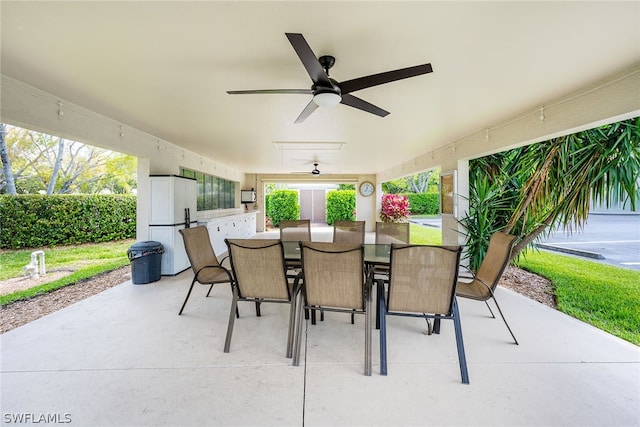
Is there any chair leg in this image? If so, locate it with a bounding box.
[286,289,300,359]
[255,300,261,317]
[292,294,306,367]
[206,284,214,297]
[424,317,433,335]
[452,298,470,384]
[178,278,197,315]
[364,281,372,376]
[230,283,239,319]
[379,288,388,376]
[433,316,441,334]
[375,280,382,330]
[224,286,240,353]
[484,300,496,318]
[491,296,519,345]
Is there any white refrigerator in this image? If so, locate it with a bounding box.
[148,175,198,275]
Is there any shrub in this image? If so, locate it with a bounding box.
[326,190,356,225]
[0,194,136,249]
[406,192,440,215]
[266,190,300,227]
[380,193,410,223]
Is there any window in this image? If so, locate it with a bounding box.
[180,168,236,211]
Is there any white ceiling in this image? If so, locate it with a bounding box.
[1,1,639,176]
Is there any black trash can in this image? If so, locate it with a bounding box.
[127,241,164,284]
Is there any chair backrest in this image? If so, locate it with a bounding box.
[475,232,518,292]
[279,220,311,242]
[375,222,410,244]
[387,244,461,315]
[179,226,220,274]
[333,220,365,244]
[225,239,290,300]
[299,242,364,310]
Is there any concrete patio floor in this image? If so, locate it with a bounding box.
[1,230,639,426]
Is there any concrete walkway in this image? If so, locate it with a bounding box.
[1,256,638,426]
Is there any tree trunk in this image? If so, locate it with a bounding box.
[0,124,18,195]
[509,217,553,263]
[47,138,65,195]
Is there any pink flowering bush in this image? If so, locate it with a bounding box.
[380,194,410,223]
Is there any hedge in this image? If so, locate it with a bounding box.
[266,190,300,227]
[0,194,136,249]
[405,192,440,215]
[326,190,356,225]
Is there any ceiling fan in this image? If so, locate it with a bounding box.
[290,162,334,176]
[227,33,433,123]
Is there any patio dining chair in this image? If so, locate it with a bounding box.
[378,244,468,383]
[373,221,410,327]
[333,220,366,244]
[292,242,372,376]
[456,231,519,344]
[279,219,312,242]
[375,221,410,244]
[178,226,235,315]
[224,239,301,358]
[279,219,312,288]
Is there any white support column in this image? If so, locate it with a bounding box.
[136,158,150,242]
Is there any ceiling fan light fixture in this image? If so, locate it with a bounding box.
[313,91,341,108]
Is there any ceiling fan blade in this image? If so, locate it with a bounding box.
[340,94,389,117]
[285,33,332,87]
[339,63,433,95]
[227,89,313,95]
[294,99,319,123]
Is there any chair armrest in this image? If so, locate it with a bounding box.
[195,264,233,282]
[218,255,231,269]
[458,265,475,279]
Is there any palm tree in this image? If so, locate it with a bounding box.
[461,117,640,270]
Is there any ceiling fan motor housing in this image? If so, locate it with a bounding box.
[318,55,336,72]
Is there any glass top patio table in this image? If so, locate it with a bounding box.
[281,241,391,266]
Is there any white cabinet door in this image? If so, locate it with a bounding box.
[246,214,257,238]
[148,225,190,275]
[208,221,228,257]
[149,177,174,225]
[176,178,197,223]
[149,175,197,225]
[228,218,239,239]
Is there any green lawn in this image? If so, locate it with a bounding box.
[517,250,640,345]
[0,239,133,305]
[409,223,442,244]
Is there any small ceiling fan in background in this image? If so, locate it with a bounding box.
[227,33,433,123]
[289,162,336,176]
